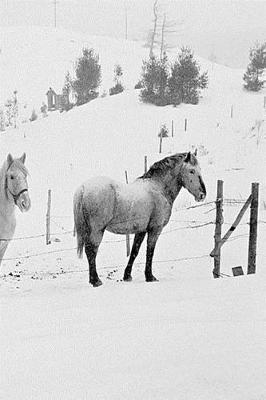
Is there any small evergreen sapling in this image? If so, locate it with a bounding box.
[62,71,73,111]
[109,64,124,96]
[158,124,169,137]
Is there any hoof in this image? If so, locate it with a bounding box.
[145,275,159,282]
[91,279,103,287]
[123,275,132,282]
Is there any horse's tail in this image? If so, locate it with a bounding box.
[73,188,90,258]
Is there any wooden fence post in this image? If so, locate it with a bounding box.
[212,180,223,278]
[159,130,163,153]
[184,118,187,132]
[125,171,131,257]
[46,189,51,245]
[230,105,234,118]
[247,182,259,274]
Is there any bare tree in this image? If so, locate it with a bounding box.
[149,0,159,58]
[145,1,183,60]
[159,13,183,60]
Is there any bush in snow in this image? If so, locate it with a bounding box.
[243,42,266,91]
[109,64,124,96]
[168,47,208,105]
[140,53,169,106]
[72,48,101,106]
[139,48,208,107]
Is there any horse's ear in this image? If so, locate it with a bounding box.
[7,153,14,167]
[184,152,191,163]
[20,153,26,164]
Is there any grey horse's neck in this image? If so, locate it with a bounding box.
[0,162,15,216]
[140,158,184,204]
[155,171,183,204]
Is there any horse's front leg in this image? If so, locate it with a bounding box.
[145,228,162,282]
[123,232,146,281]
[85,240,103,287]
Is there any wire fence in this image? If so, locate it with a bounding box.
[0,197,265,266]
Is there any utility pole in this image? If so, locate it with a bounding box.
[54,0,57,28]
[125,2,128,40]
[6,0,9,26]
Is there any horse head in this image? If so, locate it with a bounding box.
[5,153,31,212]
[180,150,206,202]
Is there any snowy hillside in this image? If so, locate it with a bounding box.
[1,27,266,400]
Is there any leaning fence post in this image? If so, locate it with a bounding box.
[212,180,223,278]
[125,171,131,257]
[46,189,51,245]
[247,182,259,274]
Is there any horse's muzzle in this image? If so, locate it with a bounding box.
[195,192,206,202]
[16,190,31,212]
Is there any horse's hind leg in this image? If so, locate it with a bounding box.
[123,232,146,281]
[145,228,162,282]
[84,231,104,287]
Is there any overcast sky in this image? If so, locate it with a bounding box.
[1,0,266,67]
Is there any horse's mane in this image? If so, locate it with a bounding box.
[139,152,198,180]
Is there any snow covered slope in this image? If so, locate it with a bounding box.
[1,27,266,400]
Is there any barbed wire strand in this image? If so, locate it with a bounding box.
[1,254,211,278]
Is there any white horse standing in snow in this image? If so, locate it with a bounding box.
[0,153,31,266]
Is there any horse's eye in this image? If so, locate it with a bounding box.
[190,170,195,175]
[10,175,14,180]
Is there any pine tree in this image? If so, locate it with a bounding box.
[140,53,169,106]
[243,42,266,91]
[72,48,101,105]
[168,47,208,105]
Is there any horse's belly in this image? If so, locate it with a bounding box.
[106,213,149,235]
[106,198,150,234]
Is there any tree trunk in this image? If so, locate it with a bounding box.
[149,0,159,58]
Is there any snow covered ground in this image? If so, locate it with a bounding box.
[1,27,266,399]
